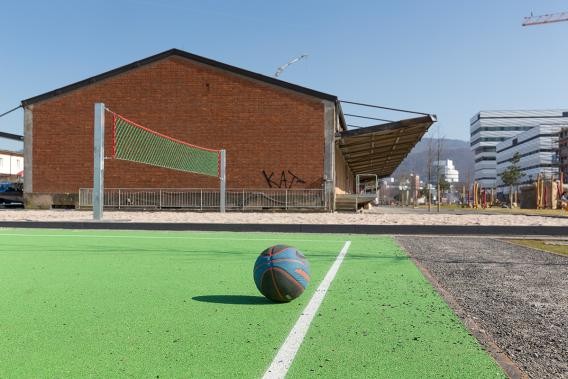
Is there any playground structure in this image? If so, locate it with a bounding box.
[469,182,496,209]
[468,173,565,210]
[531,173,564,210]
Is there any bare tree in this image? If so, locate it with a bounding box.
[435,127,446,212]
[425,136,435,212]
[464,167,472,207]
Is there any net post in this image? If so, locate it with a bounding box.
[93,103,105,220]
[219,149,226,213]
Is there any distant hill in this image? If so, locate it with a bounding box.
[392,138,474,183]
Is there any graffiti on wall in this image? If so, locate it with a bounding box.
[262,170,306,189]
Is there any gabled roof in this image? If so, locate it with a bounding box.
[337,115,437,178]
[22,48,337,106]
[0,149,23,156]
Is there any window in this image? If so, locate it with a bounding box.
[474,146,496,154]
[475,156,497,163]
[471,137,508,146]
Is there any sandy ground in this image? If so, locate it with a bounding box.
[1,207,568,226]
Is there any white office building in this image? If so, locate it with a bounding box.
[496,124,565,193]
[433,159,459,182]
[470,109,568,188]
[0,150,23,178]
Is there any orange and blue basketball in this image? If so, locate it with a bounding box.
[253,245,311,302]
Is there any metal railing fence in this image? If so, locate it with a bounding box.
[78,188,325,210]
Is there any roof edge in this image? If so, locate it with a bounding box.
[0,149,23,156]
[338,114,437,138]
[22,48,337,106]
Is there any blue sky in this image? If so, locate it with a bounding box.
[1,0,567,151]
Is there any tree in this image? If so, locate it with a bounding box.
[439,174,451,192]
[423,125,445,210]
[499,152,525,207]
[425,137,435,211]
[435,133,445,211]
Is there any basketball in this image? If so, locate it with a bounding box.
[253,245,311,302]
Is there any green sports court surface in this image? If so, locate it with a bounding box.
[0,229,504,378]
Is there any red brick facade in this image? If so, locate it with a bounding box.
[25,56,331,206]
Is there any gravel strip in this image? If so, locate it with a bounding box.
[395,237,568,379]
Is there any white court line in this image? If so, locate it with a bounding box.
[263,241,352,379]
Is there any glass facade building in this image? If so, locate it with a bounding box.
[470,110,568,188]
[496,124,566,193]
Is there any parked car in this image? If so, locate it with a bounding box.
[0,182,23,204]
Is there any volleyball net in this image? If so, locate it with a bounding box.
[92,103,226,219]
[109,111,222,178]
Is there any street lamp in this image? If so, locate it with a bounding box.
[274,54,308,77]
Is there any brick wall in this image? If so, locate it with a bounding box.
[27,56,326,202]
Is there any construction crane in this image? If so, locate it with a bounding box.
[522,11,568,26]
[274,54,308,78]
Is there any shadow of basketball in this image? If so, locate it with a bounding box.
[192,295,275,305]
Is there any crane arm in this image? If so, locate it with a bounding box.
[523,11,568,26]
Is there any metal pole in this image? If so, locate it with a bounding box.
[413,175,417,208]
[437,183,440,212]
[375,176,379,202]
[219,149,226,213]
[93,103,105,220]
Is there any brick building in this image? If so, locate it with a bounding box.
[21,49,434,210]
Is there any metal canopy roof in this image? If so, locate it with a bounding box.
[337,115,436,178]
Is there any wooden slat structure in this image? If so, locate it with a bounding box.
[337,115,436,177]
